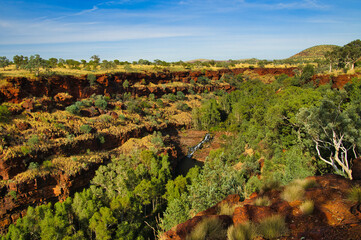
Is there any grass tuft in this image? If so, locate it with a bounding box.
[227,222,257,240]
[257,215,288,239]
[292,178,318,189]
[299,200,314,215]
[218,202,237,216]
[253,196,271,206]
[281,184,305,202]
[186,217,227,240]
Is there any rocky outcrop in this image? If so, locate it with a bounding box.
[312,73,360,88]
[0,68,297,104]
[163,174,361,240]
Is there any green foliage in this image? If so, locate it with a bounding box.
[89,207,117,240]
[87,74,97,86]
[192,99,221,130]
[0,105,10,123]
[123,80,130,88]
[197,76,211,85]
[21,146,31,155]
[188,157,244,213]
[176,102,191,111]
[28,162,39,170]
[0,56,10,70]
[66,104,80,115]
[94,96,108,110]
[159,194,190,232]
[80,124,92,134]
[27,135,39,147]
[8,190,17,200]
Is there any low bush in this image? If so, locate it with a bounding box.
[227,222,257,240]
[27,135,39,147]
[299,200,314,215]
[28,162,39,170]
[80,124,92,134]
[0,105,10,122]
[65,104,80,115]
[257,215,288,239]
[186,217,227,240]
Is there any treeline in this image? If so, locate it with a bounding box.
[325,39,361,71]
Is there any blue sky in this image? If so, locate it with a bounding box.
[0,0,360,61]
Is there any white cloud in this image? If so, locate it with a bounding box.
[0,18,199,45]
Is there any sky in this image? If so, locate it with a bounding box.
[0,0,360,61]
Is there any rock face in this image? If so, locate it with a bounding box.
[0,68,297,104]
[163,174,361,240]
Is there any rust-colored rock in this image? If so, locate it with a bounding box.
[15,121,31,131]
[162,174,361,240]
[54,92,74,108]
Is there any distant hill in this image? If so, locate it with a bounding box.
[289,44,339,60]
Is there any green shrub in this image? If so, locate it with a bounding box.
[149,93,155,101]
[244,176,262,197]
[197,76,210,85]
[156,99,164,108]
[253,196,271,206]
[348,186,361,203]
[122,79,129,88]
[27,135,39,147]
[118,114,126,121]
[186,217,227,240]
[42,160,53,170]
[21,146,31,155]
[98,135,105,144]
[99,114,112,123]
[87,74,97,86]
[260,179,281,193]
[227,222,257,240]
[66,104,80,115]
[8,190,17,200]
[257,215,288,239]
[0,105,10,122]
[94,98,107,110]
[176,102,191,111]
[299,200,314,215]
[80,124,92,134]
[176,91,186,100]
[28,162,39,170]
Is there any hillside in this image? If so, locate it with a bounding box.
[289,45,339,60]
[162,173,361,240]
